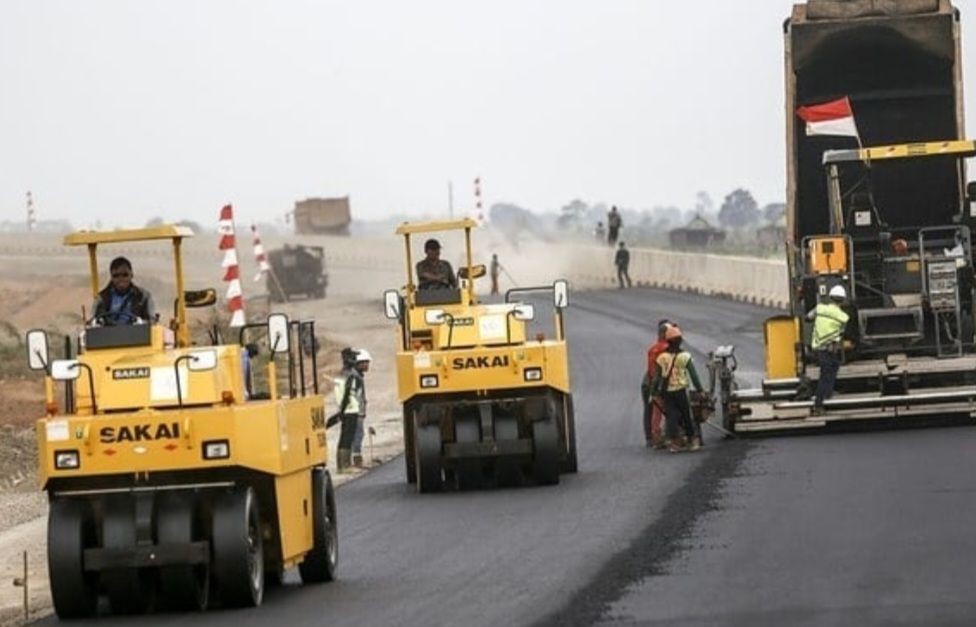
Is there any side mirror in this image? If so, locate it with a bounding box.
[187,349,218,371]
[268,313,290,354]
[185,289,217,308]
[26,329,49,371]
[384,290,402,320]
[968,181,976,202]
[553,280,569,309]
[425,309,446,326]
[50,359,81,381]
[458,264,487,280]
[513,304,536,321]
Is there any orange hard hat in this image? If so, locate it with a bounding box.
[665,325,682,341]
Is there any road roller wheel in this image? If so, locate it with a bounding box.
[415,421,443,494]
[212,488,265,608]
[404,409,417,484]
[531,417,560,486]
[454,416,483,491]
[299,468,339,583]
[561,396,579,474]
[156,491,209,611]
[493,415,523,487]
[102,494,156,615]
[48,498,98,619]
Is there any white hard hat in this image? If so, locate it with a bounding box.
[356,349,372,362]
[829,285,847,300]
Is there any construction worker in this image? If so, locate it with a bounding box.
[651,325,704,453]
[490,254,501,295]
[594,222,606,242]
[607,206,622,246]
[642,320,672,448]
[333,347,365,472]
[807,285,850,415]
[351,349,371,468]
[92,256,157,324]
[416,238,458,290]
[615,242,633,289]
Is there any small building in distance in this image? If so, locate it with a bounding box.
[293,197,352,236]
[668,214,726,250]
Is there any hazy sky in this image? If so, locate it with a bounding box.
[3,1,975,226]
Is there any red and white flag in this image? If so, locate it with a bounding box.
[218,204,246,327]
[797,97,860,139]
[251,224,271,282]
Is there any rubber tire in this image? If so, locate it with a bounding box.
[561,396,579,474]
[493,415,522,487]
[156,491,209,611]
[415,421,443,494]
[531,417,561,486]
[102,494,156,615]
[299,468,339,583]
[212,488,265,608]
[404,409,417,484]
[48,498,98,619]
[453,416,482,491]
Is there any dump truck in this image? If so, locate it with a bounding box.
[267,244,329,302]
[713,0,976,432]
[293,197,351,236]
[27,226,337,617]
[382,219,577,492]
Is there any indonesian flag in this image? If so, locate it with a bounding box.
[797,97,860,139]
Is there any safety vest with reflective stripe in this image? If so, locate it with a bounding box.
[811,303,849,350]
[655,352,692,392]
[333,371,362,415]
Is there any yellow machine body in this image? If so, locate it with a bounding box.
[385,219,577,492]
[806,237,848,275]
[764,316,801,380]
[32,226,337,617]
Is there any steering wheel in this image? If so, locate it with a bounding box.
[88,311,140,327]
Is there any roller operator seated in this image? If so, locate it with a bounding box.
[415,238,458,291]
[91,256,157,325]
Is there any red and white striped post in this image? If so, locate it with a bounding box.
[218,204,246,327]
[474,177,484,225]
[26,191,36,232]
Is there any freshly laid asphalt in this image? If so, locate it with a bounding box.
[44,288,976,626]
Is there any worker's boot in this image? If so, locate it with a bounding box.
[337,448,351,473]
[352,453,364,468]
[688,437,702,452]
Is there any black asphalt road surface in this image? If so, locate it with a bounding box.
[43,289,976,626]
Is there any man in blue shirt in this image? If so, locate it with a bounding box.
[92,257,157,325]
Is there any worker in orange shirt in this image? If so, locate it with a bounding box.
[641,319,672,448]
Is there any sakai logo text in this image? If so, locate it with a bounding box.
[112,367,150,380]
[452,355,510,370]
[100,423,181,443]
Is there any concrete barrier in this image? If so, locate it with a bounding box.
[0,233,791,309]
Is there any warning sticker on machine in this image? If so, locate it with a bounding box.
[150,367,188,402]
[479,315,506,340]
[45,419,70,442]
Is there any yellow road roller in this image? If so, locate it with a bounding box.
[383,219,577,492]
[25,226,337,617]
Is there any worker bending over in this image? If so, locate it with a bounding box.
[651,326,704,453]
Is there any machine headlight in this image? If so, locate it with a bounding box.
[524,367,543,382]
[420,374,439,389]
[202,440,230,460]
[54,450,80,470]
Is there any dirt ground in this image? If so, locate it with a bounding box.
[0,266,404,625]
